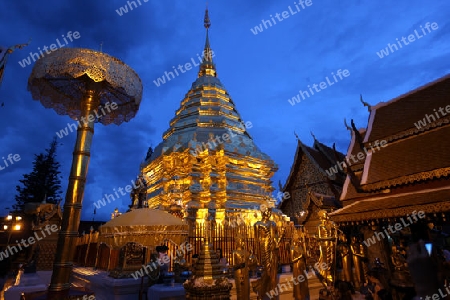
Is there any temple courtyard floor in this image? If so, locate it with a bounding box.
[1,267,367,300]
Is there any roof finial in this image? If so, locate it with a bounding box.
[344,118,352,131]
[204,3,211,29]
[278,180,283,192]
[198,4,216,78]
[351,119,365,150]
[360,94,371,111]
[310,131,317,141]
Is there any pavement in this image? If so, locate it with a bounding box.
[228,272,326,300]
[229,273,366,300]
[1,268,367,300]
[0,276,16,300]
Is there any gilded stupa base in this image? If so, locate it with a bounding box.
[183,241,232,300]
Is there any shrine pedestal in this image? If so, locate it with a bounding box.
[71,267,147,300]
[4,271,52,300]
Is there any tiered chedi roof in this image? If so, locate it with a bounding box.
[141,9,277,210]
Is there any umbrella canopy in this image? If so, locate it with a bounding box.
[28,47,143,125]
[98,209,188,248]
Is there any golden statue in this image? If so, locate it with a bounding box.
[390,245,413,287]
[350,236,364,289]
[232,232,250,300]
[173,249,188,283]
[359,243,369,283]
[291,229,310,300]
[253,207,285,299]
[316,210,337,284]
[337,233,352,283]
[391,245,407,271]
[248,249,258,278]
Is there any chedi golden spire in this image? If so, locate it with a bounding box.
[198,7,216,78]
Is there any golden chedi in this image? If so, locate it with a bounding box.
[140,8,278,228]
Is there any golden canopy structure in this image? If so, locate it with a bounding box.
[28,47,142,299]
[28,48,142,124]
[98,209,188,248]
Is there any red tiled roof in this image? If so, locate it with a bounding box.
[314,140,346,166]
[340,174,378,202]
[365,74,450,144]
[339,130,375,201]
[363,126,450,188]
[306,147,335,172]
[330,186,450,222]
[347,130,367,171]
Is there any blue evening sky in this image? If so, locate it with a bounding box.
[0,0,449,221]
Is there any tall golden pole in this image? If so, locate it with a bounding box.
[48,87,99,298]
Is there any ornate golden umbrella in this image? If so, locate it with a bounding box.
[27,47,143,299]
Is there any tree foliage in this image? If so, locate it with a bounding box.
[14,137,63,211]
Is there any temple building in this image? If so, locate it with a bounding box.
[140,9,278,227]
[330,74,450,293]
[279,135,344,233]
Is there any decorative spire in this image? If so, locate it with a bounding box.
[0,39,30,87]
[204,4,211,29]
[198,6,217,78]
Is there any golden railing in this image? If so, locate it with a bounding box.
[72,223,313,273]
